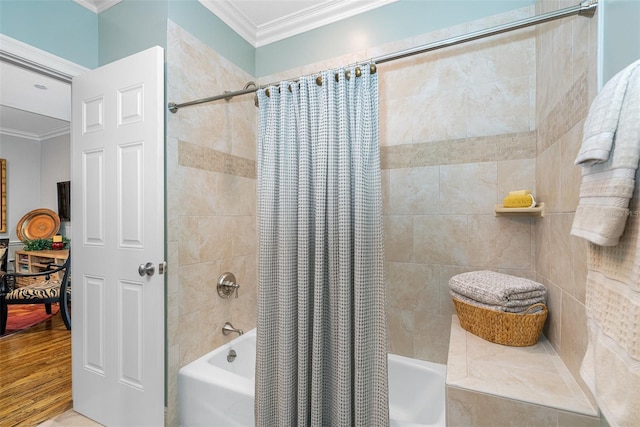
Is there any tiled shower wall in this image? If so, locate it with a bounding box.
[534,0,599,403]
[261,6,538,364]
[379,7,538,364]
[163,1,601,423]
[165,20,258,426]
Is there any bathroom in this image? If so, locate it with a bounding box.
[166,0,613,425]
[1,0,636,425]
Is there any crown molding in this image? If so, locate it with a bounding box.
[199,0,258,46]
[0,34,89,82]
[73,0,122,14]
[0,125,70,141]
[200,0,398,48]
[256,0,397,47]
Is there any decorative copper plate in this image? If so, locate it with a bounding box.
[16,208,61,241]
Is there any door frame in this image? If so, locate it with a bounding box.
[0,34,88,82]
[0,35,86,263]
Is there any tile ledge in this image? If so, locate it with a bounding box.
[446,315,598,417]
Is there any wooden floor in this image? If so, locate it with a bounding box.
[0,307,72,427]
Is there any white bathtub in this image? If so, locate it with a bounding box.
[179,329,446,427]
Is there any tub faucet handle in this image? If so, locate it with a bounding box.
[217,272,240,299]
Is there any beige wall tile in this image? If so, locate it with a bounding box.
[497,159,536,201]
[440,162,498,214]
[436,41,496,90]
[496,131,537,160]
[414,215,469,265]
[178,260,220,316]
[468,215,534,269]
[166,344,180,427]
[559,120,585,213]
[557,410,600,427]
[535,216,550,277]
[167,189,180,243]
[414,312,451,364]
[408,87,470,144]
[230,99,258,161]
[381,131,536,170]
[548,214,574,294]
[384,215,414,262]
[467,77,533,135]
[381,169,390,214]
[541,276,562,352]
[570,232,588,304]
[378,55,439,101]
[496,29,536,80]
[200,216,235,261]
[232,216,257,257]
[216,174,256,216]
[386,308,415,357]
[386,262,439,312]
[177,308,218,366]
[560,294,588,387]
[167,292,180,347]
[447,387,557,427]
[176,167,218,216]
[388,166,439,214]
[537,142,561,213]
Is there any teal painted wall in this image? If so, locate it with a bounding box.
[255,0,535,77]
[0,0,98,68]
[98,0,168,66]
[168,0,255,75]
[600,0,640,87]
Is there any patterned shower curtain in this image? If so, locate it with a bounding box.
[255,64,389,426]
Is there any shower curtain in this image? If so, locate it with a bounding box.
[255,64,389,426]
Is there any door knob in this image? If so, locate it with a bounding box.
[138,262,155,277]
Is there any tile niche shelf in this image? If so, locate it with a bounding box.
[494,202,545,217]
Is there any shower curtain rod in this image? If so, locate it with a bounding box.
[168,0,597,114]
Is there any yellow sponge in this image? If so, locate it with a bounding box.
[503,194,535,208]
[508,190,532,196]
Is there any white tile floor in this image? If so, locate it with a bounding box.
[38,410,103,427]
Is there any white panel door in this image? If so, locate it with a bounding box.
[71,46,165,426]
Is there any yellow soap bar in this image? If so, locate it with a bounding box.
[508,190,531,196]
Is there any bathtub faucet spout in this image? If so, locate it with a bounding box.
[222,322,244,336]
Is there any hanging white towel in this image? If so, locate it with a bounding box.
[571,59,640,246]
[580,216,640,426]
[575,60,640,166]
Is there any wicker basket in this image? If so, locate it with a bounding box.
[453,298,547,346]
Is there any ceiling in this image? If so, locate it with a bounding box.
[0,61,71,141]
[0,0,394,140]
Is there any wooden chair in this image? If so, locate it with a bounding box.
[0,238,9,273]
[0,254,71,335]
